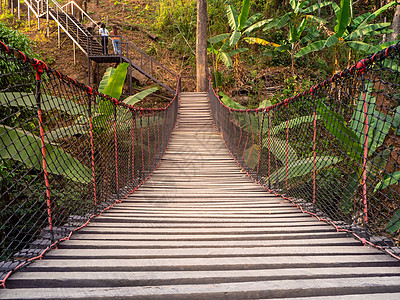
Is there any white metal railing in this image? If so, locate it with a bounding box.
[22,0,98,54]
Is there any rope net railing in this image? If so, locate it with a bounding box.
[0,41,180,285]
[209,44,400,259]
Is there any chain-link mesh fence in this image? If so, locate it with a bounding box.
[210,44,400,260]
[0,41,180,285]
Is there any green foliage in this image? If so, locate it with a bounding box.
[257,0,331,73]
[102,63,129,100]
[123,87,159,106]
[0,125,92,183]
[0,22,37,58]
[374,171,400,192]
[386,208,400,234]
[219,91,246,109]
[296,0,397,70]
[269,156,341,184]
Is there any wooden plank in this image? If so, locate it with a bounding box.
[74,225,335,234]
[9,267,400,289]
[68,232,352,241]
[4,277,400,299]
[58,238,362,249]
[15,256,398,271]
[44,246,383,259]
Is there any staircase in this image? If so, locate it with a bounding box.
[23,0,175,93]
[2,93,400,299]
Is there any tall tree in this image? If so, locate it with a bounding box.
[197,0,208,92]
[390,4,400,41]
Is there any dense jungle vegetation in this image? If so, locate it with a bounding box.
[1,0,398,107]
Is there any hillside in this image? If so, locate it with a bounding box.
[2,0,398,107]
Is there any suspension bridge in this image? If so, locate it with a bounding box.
[1,0,400,298]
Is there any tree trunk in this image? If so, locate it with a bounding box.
[390,5,400,41]
[196,0,208,92]
[73,0,84,21]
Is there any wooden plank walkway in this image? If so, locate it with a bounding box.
[2,92,400,299]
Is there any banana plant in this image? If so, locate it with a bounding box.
[208,0,266,85]
[247,0,331,74]
[218,92,339,180]
[296,0,398,72]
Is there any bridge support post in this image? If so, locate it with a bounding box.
[46,0,49,37]
[196,0,208,92]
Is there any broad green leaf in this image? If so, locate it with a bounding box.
[220,52,233,68]
[358,1,397,29]
[316,99,363,160]
[302,1,332,14]
[269,156,341,184]
[374,171,400,192]
[0,125,92,183]
[45,124,89,142]
[244,13,262,30]
[243,19,272,34]
[299,26,320,44]
[208,33,230,45]
[332,2,340,15]
[386,208,400,234]
[220,39,231,52]
[276,13,292,29]
[238,0,251,31]
[123,87,159,106]
[353,12,371,27]
[244,37,281,48]
[346,23,391,41]
[335,0,350,37]
[350,81,375,136]
[102,63,129,100]
[0,92,87,117]
[227,47,249,57]
[98,67,115,93]
[269,115,320,134]
[346,41,380,54]
[369,110,392,155]
[305,15,328,25]
[296,18,308,42]
[295,40,326,57]
[218,92,245,109]
[325,35,339,48]
[263,18,280,31]
[393,106,400,135]
[264,136,298,165]
[339,172,359,214]
[226,4,239,31]
[229,30,242,47]
[289,0,298,11]
[243,144,260,170]
[369,148,391,176]
[258,99,272,108]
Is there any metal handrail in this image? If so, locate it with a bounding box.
[61,1,100,32]
[121,38,176,78]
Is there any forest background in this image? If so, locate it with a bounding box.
[0,0,399,108]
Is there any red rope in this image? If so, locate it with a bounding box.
[140,110,145,174]
[37,109,52,230]
[132,111,136,185]
[285,117,289,192]
[362,82,369,224]
[114,106,119,195]
[89,114,97,206]
[147,111,151,170]
[312,97,317,204]
[256,111,262,175]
